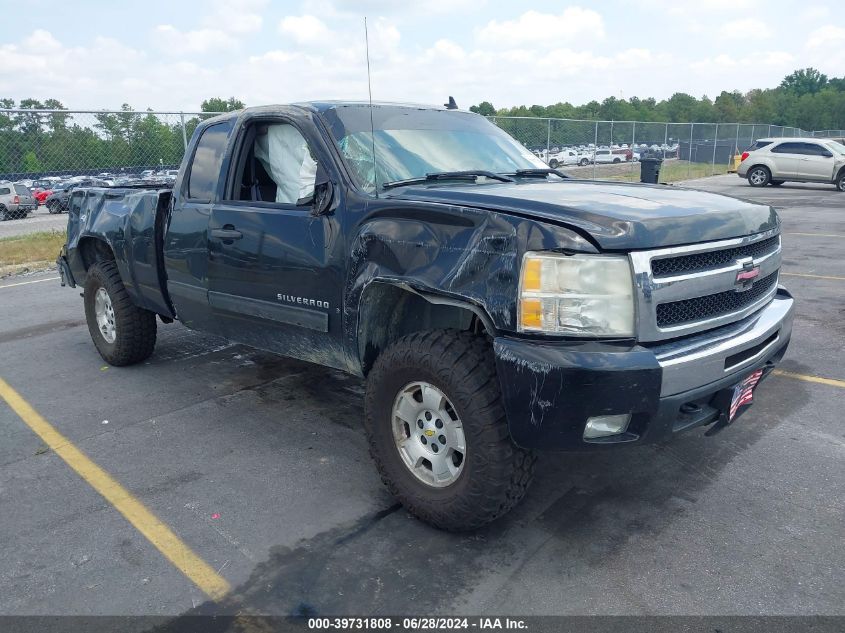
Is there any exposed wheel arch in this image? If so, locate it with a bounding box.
[356,281,495,376]
[77,237,116,272]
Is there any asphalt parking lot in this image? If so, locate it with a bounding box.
[1,174,843,620]
[0,204,67,239]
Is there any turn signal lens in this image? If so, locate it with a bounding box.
[522,258,542,292]
[520,298,543,329]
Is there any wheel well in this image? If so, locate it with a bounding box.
[748,164,770,174]
[357,282,489,376]
[78,237,115,271]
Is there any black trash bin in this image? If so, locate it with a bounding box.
[640,156,663,184]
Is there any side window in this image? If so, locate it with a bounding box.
[748,140,772,151]
[0,187,10,195]
[229,122,317,205]
[802,143,830,157]
[188,120,234,201]
[771,142,803,154]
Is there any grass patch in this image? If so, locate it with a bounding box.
[0,230,66,269]
[605,160,730,183]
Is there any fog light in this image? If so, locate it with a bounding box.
[583,414,631,439]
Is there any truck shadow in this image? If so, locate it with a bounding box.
[152,344,810,621]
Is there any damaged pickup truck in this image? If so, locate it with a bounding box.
[57,102,794,530]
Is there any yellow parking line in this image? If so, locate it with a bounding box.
[774,370,845,389]
[0,276,59,289]
[0,377,230,600]
[785,232,845,238]
[781,272,845,281]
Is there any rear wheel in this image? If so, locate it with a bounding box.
[0,205,7,221]
[84,260,157,366]
[548,159,559,169]
[747,166,770,187]
[836,170,845,192]
[579,158,589,166]
[46,201,59,214]
[365,330,536,531]
[613,157,621,163]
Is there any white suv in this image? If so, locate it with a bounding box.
[738,137,845,191]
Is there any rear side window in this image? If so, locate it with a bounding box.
[771,142,805,154]
[14,184,30,195]
[800,143,831,157]
[0,187,10,195]
[747,140,772,151]
[188,120,234,201]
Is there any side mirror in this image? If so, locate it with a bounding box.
[311,162,337,217]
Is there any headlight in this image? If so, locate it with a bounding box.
[518,252,635,337]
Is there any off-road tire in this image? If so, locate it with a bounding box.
[364,329,536,531]
[747,165,771,187]
[84,261,157,366]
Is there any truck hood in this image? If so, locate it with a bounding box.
[390,179,779,250]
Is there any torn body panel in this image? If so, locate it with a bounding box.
[343,196,597,374]
[63,187,174,318]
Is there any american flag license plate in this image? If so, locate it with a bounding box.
[729,368,764,421]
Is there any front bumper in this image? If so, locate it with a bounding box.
[494,289,794,451]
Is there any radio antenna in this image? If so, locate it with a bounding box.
[364,17,379,197]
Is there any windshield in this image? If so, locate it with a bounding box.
[321,105,546,192]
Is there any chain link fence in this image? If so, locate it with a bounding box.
[0,109,224,182]
[0,108,843,184]
[490,116,845,182]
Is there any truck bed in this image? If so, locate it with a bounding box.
[63,186,174,319]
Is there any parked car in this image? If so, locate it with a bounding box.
[738,138,845,190]
[547,149,590,168]
[592,149,624,164]
[58,101,793,531]
[0,182,38,220]
[34,187,54,204]
[45,180,110,213]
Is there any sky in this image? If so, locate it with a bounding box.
[0,0,841,112]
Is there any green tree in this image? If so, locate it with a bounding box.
[201,97,245,113]
[469,101,496,116]
[780,68,828,96]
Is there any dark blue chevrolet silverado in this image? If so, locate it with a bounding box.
[57,102,794,530]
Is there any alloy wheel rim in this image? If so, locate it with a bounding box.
[391,381,466,488]
[94,287,116,344]
[750,169,766,185]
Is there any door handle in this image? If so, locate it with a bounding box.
[210,226,243,240]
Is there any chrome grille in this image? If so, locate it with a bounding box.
[652,235,780,277]
[656,271,779,327]
[629,229,782,342]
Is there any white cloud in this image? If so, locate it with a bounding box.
[153,24,238,54]
[203,0,267,34]
[806,25,845,49]
[279,15,333,44]
[476,8,605,48]
[719,19,772,39]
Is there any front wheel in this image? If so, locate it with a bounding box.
[747,166,770,187]
[364,330,536,531]
[836,171,845,192]
[579,158,589,166]
[548,159,559,169]
[84,261,157,366]
[46,201,59,214]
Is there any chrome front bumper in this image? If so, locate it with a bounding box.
[653,289,794,397]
